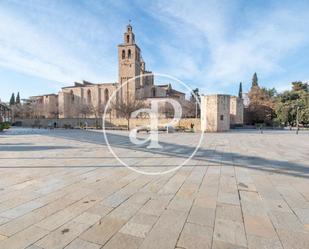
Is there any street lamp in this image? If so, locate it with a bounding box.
[296,106,300,135]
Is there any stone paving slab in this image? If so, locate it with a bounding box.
[177,222,213,249]
[0,128,308,249]
[64,238,101,249]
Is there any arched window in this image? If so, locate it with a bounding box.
[122,50,125,59]
[104,89,109,103]
[98,89,102,106]
[128,49,131,59]
[70,90,74,102]
[87,89,91,103]
[127,34,130,43]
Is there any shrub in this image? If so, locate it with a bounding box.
[3,122,11,129]
[0,122,11,131]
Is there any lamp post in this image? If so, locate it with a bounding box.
[296,106,300,135]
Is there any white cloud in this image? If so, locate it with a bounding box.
[0,0,308,97]
[0,1,119,86]
[148,0,309,93]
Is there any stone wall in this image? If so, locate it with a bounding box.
[217,95,230,131]
[201,95,230,132]
[108,118,201,131]
[59,82,118,118]
[16,117,201,131]
[29,94,58,118]
[230,96,244,125]
[16,118,102,128]
[201,95,217,132]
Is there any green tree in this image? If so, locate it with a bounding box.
[190,88,201,118]
[9,93,15,106]
[263,87,277,98]
[275,82,309,126]
[252,72,258,88]
[16,92,21,104]
[292,81,308,92]
[246,85,276,125]
[238,82,243,98]
[190,88,200,103]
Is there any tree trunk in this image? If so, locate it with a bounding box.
[94,113,98,129]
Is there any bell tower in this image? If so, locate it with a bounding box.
[124,24,135,44]
[118,23,142,102]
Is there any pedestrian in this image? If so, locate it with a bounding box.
[190,123,194,132]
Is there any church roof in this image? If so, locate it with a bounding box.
[155,84,185,95]
[62,81,117,89]
[170,89,185,95]
[29,93,58,98]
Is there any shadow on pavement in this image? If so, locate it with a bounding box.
[2,128,309,179]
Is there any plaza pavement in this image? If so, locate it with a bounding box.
[0,128,308,249]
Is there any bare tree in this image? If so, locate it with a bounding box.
[29,101,43,119]
[112,98,145,130]
[88,102,112,128]
[182,101,196,118]
[10,102,36,120]
[89,103,100,128]
[49,110,59,119]
[22,104,30,118]
[10,104,22,121]
[77,103,92,118]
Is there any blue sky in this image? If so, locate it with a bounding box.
[0,0,309,102]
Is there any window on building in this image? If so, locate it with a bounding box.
[128,49,131,59]
[122,50,125,59]
[70,90,74,102]
[104,89,109,103]
[220,115,224,121]
[87,89,91,103]
[127,34,130,43]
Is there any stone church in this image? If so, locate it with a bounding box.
[58,24,187,118]
[28,24,244,131]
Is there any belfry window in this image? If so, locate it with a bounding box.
[122,50,125,59]
[127,34,130,43]
[128,49,131,59]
